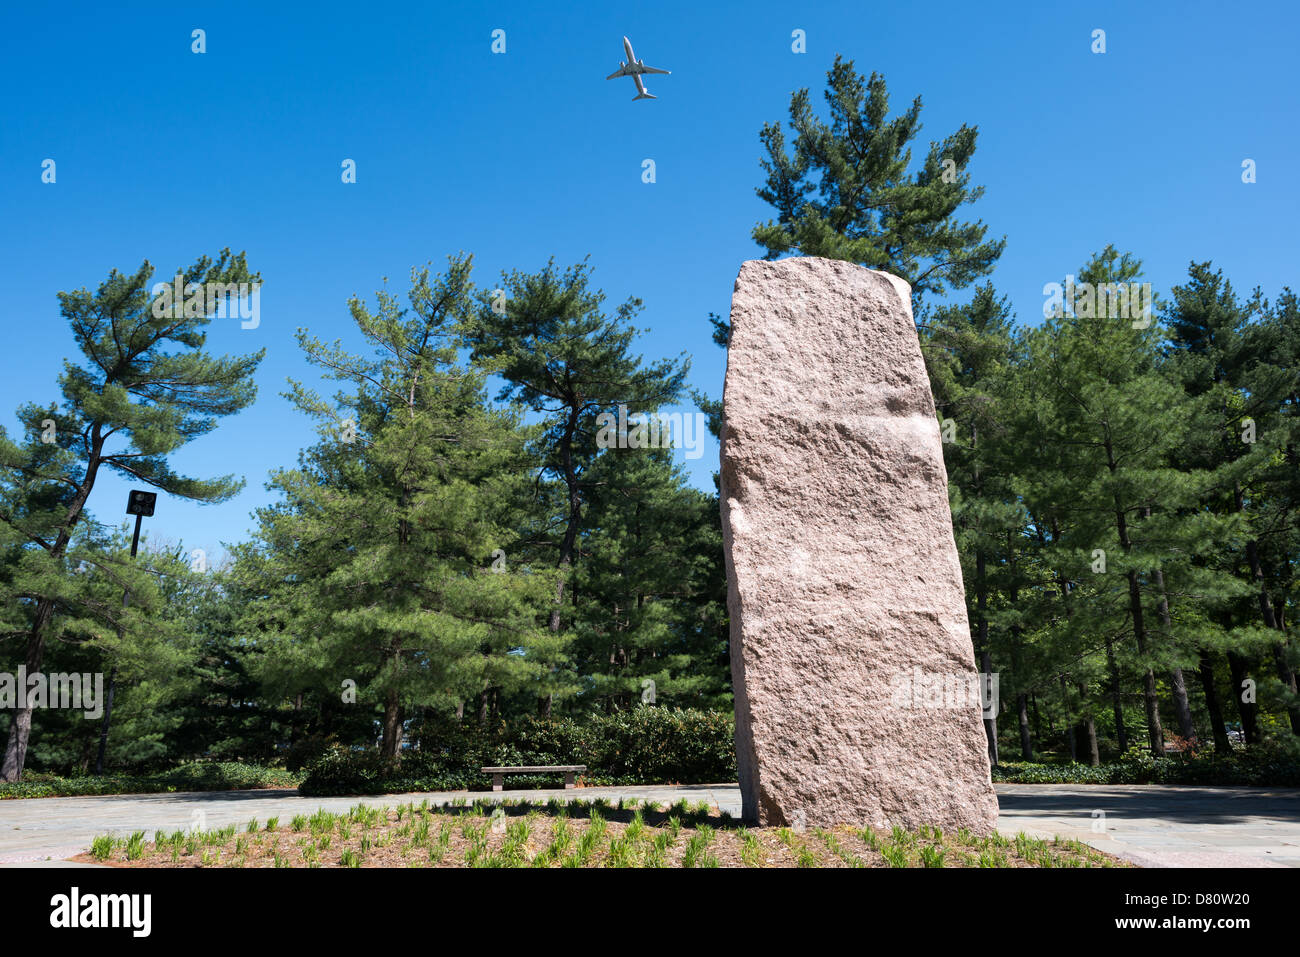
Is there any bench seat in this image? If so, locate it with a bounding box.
[480,764,587,791]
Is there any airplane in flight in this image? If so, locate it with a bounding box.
[605,36,670,100]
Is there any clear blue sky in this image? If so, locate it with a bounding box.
[2,0,1296,564]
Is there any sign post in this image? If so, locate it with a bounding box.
[94,490,157,775]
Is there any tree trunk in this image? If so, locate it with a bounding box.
[1079,683,1100,766]
[1226,651,1259,744]
[1150,561,1195,742]
[1017,693,1033,761]
[1269,586,1299,733]
[1270,642,1300,735]
[380,684,404,762]
[1061,675,1076,762]
[1198,649,1232,753]
[94,669,117,775]
[981,650,998,766]
[549,405,582,632]
[1237,489,1300,734]
[1105,639,1127,753]
[1124,567,1164,756]
[1169,667,1195,742]
[1108,446,1163,756]
[974,552,998,766]
[2,439,107,782]
[541,403,584,715]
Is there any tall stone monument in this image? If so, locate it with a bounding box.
[720,256,999,832]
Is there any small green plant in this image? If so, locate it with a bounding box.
[919,844,947,868]
[681,826,718,868]
[90,835,117,861]
[817,827,864,868]
[881,843,910,868]
[606,835,635,868]
[625,811,646,844]
[644,832,670,868]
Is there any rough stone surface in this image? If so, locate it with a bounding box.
[720,256,998,832]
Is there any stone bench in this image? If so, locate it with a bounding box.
[481,765,586,792]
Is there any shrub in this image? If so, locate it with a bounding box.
[0,761,302,800]
[992,738,1300,786]
[298,707,737,796]
[283,735,334,773]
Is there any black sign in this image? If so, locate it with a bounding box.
[126,490,157,516]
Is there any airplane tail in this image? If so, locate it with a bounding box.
[633,92,656,100]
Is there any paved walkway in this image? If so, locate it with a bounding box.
[2,782,1297,867]
[997,783,1300,868]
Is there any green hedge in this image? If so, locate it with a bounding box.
[298,707,737,797]
[993,739,1300,786]
[0,762,302,800]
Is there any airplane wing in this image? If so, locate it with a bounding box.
[640,65,670,75]
[606,66,631,79]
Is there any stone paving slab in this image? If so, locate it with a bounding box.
[2,782,1298,868]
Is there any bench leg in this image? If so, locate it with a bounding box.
[564,771,575,789]
[493,773,504,792]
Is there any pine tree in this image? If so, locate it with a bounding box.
[1017,247,1246,756]
[0,250,263,781]
[463,259,689,714]
[1164,265,1300,738]
[700,61,1005,442]
[571,444,729,712]
[231,257,555,760]
[920,283,1022,763]
[753,56,1005,307]
[1259,289,1300,730]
